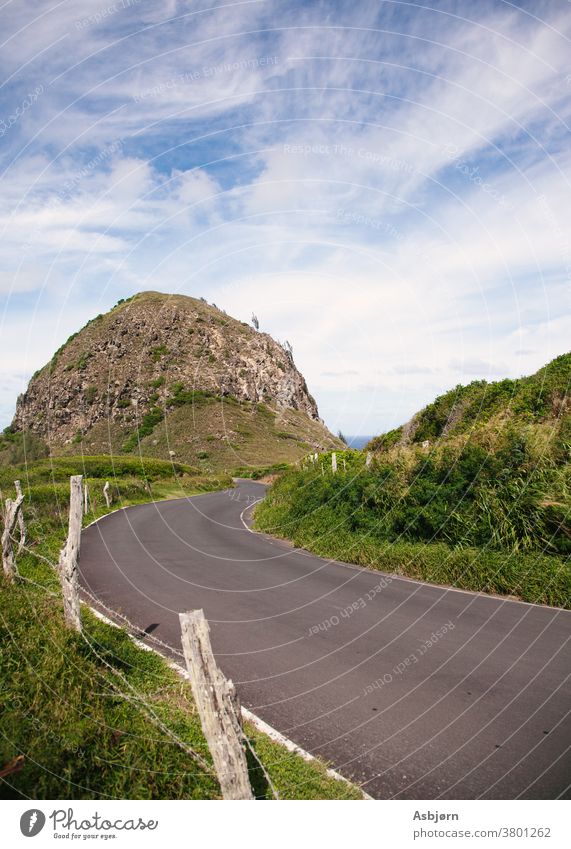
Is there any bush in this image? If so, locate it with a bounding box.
[149,345,168,362]
[0,430,49,465]
[167,384,216,407]
[122,407,164,452]
[84,386,98,404]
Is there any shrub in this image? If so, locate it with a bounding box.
[122,407,164,452]
[84,386,98,404]
[76,352,92,370]
[167,385,216,407]
[0,431,49,465]
[149,345,168,362]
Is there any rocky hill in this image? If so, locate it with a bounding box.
[11,292,342,470]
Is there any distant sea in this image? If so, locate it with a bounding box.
[344,435,374,450]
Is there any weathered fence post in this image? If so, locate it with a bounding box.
[332,452,337,473]
[57,475,83,632]
[14,480,26,555]
[179,610,254,800]
[83,482,89,515]
[366,452,372,468]
[103,481,111,508]
[1,491,24,583]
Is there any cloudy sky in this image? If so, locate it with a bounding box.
[0,0,569,436]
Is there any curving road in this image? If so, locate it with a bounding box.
[79,480,571,800]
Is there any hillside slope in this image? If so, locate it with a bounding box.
[10,292,342,471]
[255,354,570,606]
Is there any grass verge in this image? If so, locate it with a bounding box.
[254,470,571,609]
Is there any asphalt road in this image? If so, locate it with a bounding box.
[79,480,571,800]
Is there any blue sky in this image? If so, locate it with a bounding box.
[0,0,569,436]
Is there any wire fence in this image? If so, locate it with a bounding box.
[5,513,279,798]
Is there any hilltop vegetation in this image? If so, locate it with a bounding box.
[255,355,571,608]
[368,352,570,451]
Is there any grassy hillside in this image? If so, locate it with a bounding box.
[0,429,49,466]
[368,352,571,451]
[255,355,571,608]
[0,456,361,800]
[58,394,339,473]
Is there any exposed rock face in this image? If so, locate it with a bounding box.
[12,292,325,451]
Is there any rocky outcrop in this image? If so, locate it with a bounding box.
[12,292,325,450]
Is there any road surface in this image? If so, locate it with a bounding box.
[79,480,571,799]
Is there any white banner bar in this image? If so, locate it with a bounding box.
[3,799,569,848]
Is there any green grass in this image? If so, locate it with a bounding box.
[0,429,49,465]
[0,454,203,488]
[122,407,165,452]
[109,401,342,473]
[166,384,217,408]
[254,414,571,609]
[149,344,169,362]
[255,471,571,607]
[0,455,362,800]
[1,582,361,800]
[233,462,292,480]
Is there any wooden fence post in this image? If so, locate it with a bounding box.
[14,480,26,555]
[179,610,254,800]
[57,475,83,632]
[366,452,372,468]
[2,492,24,583]
[332,452,337,473]
[103,481,111,508]
[84,482,89,515]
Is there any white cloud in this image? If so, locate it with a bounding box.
[0,0,570,431]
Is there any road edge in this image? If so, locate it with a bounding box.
[86,603,372,801]
[242,499,571,614]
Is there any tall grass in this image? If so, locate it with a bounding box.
[255,425,570,608]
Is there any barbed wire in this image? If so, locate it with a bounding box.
[6,528,276,798]
[81,586,278,797]
[10,530,186,657]
[239,721,280,799]
[16,572,60,599]
[10,535,60,571]
[5,532,219,784]
[80,584,278,797]
[79,583,186,660]
[76,625,216,779]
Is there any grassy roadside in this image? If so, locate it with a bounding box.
[0,456,362,800]
[254,464,571,609]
